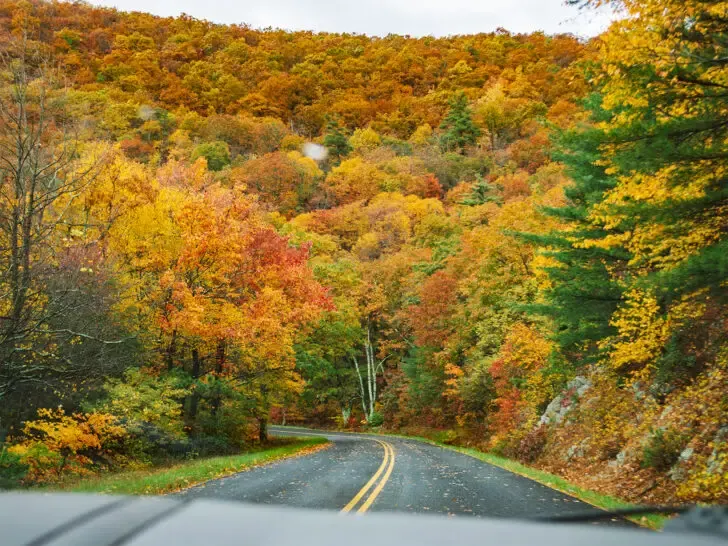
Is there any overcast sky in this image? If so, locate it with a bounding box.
[87,0,616,38]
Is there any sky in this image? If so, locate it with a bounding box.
[86,0,617,38]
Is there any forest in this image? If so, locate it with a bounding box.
[0,0,725,505]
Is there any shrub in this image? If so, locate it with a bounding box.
[368,411,384,427]
[188,435,236,457]
[515,426,548,462]
[99,369,190,439]
[642,428,688,472]
[117,421,191,462]
[0,447,28,488]
[489,436,509,457]
[434,429,459,445]
[350,127,381,151]
[195,402,257,449]
[7,408,127,483]
[381,136,412,156]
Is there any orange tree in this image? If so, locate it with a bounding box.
[109,159,331,442]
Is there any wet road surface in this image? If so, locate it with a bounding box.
[178,426,622,523]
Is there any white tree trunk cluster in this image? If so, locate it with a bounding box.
[352,324,389,422]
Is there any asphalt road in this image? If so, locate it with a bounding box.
[178,426,616,521]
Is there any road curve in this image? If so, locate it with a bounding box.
[178,426,613,521]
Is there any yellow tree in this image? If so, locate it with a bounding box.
[570,0,728,379]
[0,44,141,425]
[109,159,331,438]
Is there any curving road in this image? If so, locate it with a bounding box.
[177,426,623,522]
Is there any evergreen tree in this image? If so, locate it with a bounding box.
[588,1,728,308]
[439,93,480,154]
[460,174,502,206]
[522,96,630,364]
[529,0,728,376]
[323,117,351,165]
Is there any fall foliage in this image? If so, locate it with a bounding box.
[0,0,725,505]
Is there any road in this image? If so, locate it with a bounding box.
[178,426,614,521]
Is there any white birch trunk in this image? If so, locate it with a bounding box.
[352,324,391,422]
[353,356,367,417]
[365,325,377,419]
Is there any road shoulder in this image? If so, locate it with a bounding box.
[369,430,666,530]
[48,437,330,496]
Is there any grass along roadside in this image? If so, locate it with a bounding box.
[49,436,329,496]
[367,429,668,530]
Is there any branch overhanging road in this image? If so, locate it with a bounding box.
[177,426,625,523]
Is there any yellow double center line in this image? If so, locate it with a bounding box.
[340,439,395,514]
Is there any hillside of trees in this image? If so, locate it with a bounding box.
[0,0,725,504]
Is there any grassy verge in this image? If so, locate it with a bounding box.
[49,436,328,496]
[370,430,668,530]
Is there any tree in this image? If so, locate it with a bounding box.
[409,123,433,146]
[322,158,388,207]
[523,115,628,364]
[473,83,547,151]
[0,43,132,424]
[351,313,393,423]
[536,0,728,377]
[349,127,381,152]
[295,306,362,424]
[234,151,321,215]
[439,92,480,154]
[408,271,459,349]
[109,168,331,437]
[585,0,728,304]
[460,175,501,206]
[323,117,351,165]
[191,141,230,171]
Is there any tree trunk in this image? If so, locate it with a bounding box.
[165,330,177,371]
[353,356,367,417]
[258,417,268,443]
[210,338,226,417]
[353,324,387,423]
[187,348,202,422]
[365,325,376,419]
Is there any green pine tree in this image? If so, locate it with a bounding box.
[323,117,351,165]
[439,93,481,154]
[521,95,630,365]
[526,2,728,381]
[588,19,728,309]
[460,174,502,206]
